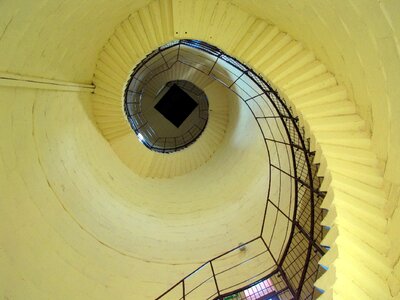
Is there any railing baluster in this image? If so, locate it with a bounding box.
[182,280,185,300]
[210,261,221,299]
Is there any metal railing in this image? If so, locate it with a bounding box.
[124,40,326,300]
[125,47,210,153]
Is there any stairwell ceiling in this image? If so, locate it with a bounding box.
[1,0,398,179]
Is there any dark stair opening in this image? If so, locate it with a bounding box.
[154,83,198,128]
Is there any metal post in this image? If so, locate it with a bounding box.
[260,236,296,298]
[208,53,221,75]
[210,261,221,299]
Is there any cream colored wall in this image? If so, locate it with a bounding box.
[231,2,400,297]
[1,0,400,298]
[0,1,281,297]
[386,183,400,297]
[0,0,152,82]
[0,88,186,299]
[1,0,398,171]
[0,83,271,297]
[233,0,400,176]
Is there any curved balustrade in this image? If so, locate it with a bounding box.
[124,40,325,300]
[125,44,211,153]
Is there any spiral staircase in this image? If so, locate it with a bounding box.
[1,0,398,299]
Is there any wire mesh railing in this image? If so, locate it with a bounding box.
[123,40,325,300]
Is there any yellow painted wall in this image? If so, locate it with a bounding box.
[1,0,400,298]
[231,1,400,296]
[0,84,272,297]
[0,0,152,82]
[234,0,400,177]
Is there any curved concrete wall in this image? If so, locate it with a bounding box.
[1,1,398,167]
[234,0,400,179]
[0,84,270,298]
[1,0,399,298]
[232,2,399,295]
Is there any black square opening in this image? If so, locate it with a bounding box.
[154,84,198,128]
